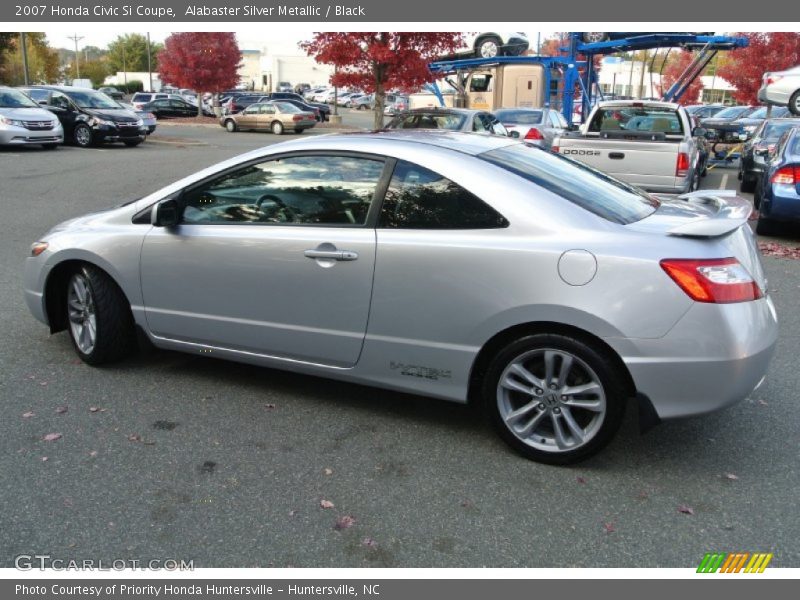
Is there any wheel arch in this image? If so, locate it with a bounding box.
[44,258,134,334]
[467,320,637,405]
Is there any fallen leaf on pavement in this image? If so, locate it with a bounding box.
[320,499,335,509]
[603,522,616,533]
[42,433,62,442]
[55,406,68,414]
[759,242,800,260]
[22,412,35,418]
[41,456,48,462]
[289,510,297,517]
[89,451,98,458]
[264,403,276,409]
[576,476,587,484]
[128,434,142,442]
[334,515,356,530]
[678,505,695,515]
[758,399,768,406]
[724,473,739,480]
[324,468,333,476]
[361,537,377,548]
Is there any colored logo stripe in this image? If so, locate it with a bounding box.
[697,553,773,573]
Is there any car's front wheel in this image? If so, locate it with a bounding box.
[483,333,626,464]
[786,90,800,116]
[66,266,136,365]
[476,36,502,58]
[73,123,93,148]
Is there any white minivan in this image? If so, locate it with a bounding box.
[0,87,64,149]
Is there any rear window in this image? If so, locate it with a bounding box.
[495,109,543,125]
[587,106,683,134]
[764,121,800,141]
[479,144,660,224]
[713,106,752,120]
[387,113,467,131]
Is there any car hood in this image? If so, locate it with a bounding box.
[83,108,140,123]
[0,106,60,122]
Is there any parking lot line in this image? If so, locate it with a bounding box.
[719,173,729,190]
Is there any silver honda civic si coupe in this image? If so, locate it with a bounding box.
[24,131,778,464]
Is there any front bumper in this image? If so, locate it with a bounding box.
[607,295,778,419]
[94,123,147,143]
[0,125,63,145]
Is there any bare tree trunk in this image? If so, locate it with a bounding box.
[373,66,385,130]
[197,91,203,117]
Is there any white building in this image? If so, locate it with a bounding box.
[238,39,334,92]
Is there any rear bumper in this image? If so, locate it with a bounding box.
[763,185,800,221]
[607,296,779,419]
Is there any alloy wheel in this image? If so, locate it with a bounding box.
[67,273,97,354]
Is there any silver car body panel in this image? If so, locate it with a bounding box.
[758,65,800,106]
[0,106,64,145]
[24,131,778,420]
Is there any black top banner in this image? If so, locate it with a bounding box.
[3,0,799,21]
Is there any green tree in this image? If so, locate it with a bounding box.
[81,58,111,87]
[1,33,59,85]
[106,34,162,73]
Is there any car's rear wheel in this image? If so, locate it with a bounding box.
[66,266,136,365]
[740,173,756,193]
[476,36,502,58]
[755,215,777,236]
[483,334,626,464]
[789,91,800,116]
[271,120,284,135]
[73,124,93,148]
[225,119,237,132]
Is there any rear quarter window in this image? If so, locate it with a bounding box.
[480,144,659,224]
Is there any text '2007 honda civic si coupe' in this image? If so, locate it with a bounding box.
[23,131,778,464]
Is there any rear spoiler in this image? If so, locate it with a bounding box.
[667,190,753,237]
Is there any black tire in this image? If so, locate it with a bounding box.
[225,119,237,132]
[753,182,762,209]
[124,139,142,147]
[789,90,800,116]
[41,144,59,150]
[294,128,303,134]
[358,104,366,111]
[73,123,93,148]
[740,174,756,193]
[271,120,284,135]
[756,215,777,236]
[65,265,137,366]
[475,36,503,58]
[482,333,627,465]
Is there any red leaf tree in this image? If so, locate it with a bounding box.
[157,32,241,116]
[301,33,463,128]
[662,50,704,105]
[717,32,800,104]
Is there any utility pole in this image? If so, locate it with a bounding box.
[122,42,127,87]
[67,33,83,79]
[638,50,648,98]
[20,32,30,85]
[146,32,153,91]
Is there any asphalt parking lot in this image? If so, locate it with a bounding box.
[2,121,799,568]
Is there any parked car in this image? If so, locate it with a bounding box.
[258,97,321,122]
[383,93,410,116]
[294,83,311,95]
[0,86,63,149]
[23,131,777,464]
[553,100,703,193]
[494,107,569,148]
[684,104,726,119]
[758,65,800,116]
[336,92,360,106]
[259,92,330,121]
[117,102,157,134]
[276,81,293,92]
[349,94,374,110]
[21,85,146,147]
[739,118,800,192]
[220,101,316,135]
[222,94,263,115]
[458,32,529,58]
[97,86,125,100]
[130,92,169,109]
[754,125,800,233]
[700,105,757,141]
[734,105,791,138]
[142,97,214,119]
[386,108,508,136]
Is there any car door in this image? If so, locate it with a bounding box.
[237,104,260,129]
[139,153,386,367]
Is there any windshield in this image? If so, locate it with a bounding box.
[587,106,683,134]
[0,89,39,108]
[762,122,800,141]
[480,144,659,225]
[387,113,467,131]
[495,109,543,124]
[713,106,751,119]
[65,90,122,109]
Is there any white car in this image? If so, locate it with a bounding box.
[758,66,800,115]
[461,32,529,58]
[0,87,64,149]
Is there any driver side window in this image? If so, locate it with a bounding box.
[180,155,385,226]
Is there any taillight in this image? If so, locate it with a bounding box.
[771,165,799,185]
[676,152,690,177]
[292,115,303,121]
[524,127,544,140]
[551,145,559,153]
[765,75,783,86]
[660,258,762,304]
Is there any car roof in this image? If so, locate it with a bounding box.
[27,85,101,93]
[398,108,483,116]
[274,130,520,156]
[596,100,681,110]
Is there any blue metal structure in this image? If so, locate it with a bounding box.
[427,33,749,125]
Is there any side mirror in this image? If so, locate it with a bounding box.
[692,126,707,138]
[151,198,180,228]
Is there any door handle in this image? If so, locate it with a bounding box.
[304,249,358,261]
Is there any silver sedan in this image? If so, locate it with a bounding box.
[23,131,778,464]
